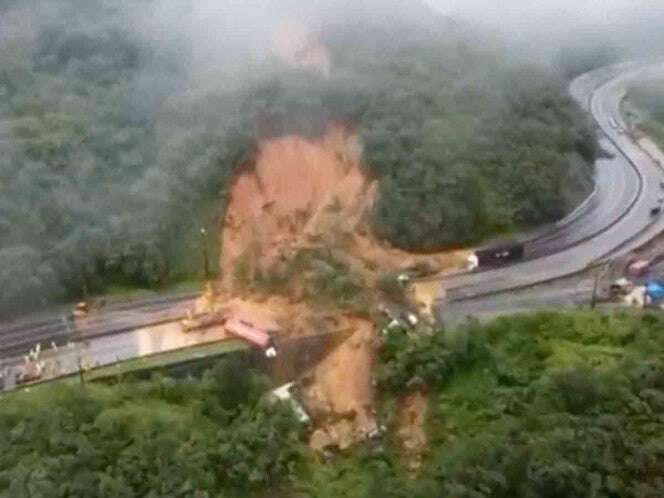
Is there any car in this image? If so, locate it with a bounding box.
[651,206,662,217]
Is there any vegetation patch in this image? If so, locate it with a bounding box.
[0,0,597,314]
[3,311,664,496]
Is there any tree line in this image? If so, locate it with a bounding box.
[0,0,597,314]
[1,311,663,496]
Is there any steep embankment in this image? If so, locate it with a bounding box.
[203,17,469,450]
[215,120,465,448]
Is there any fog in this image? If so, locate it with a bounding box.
[0,0,659,315]
[426,0,664,55]
[426,0,662,26]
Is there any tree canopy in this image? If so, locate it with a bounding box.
[0,0,597,314]
[2,311,664,496]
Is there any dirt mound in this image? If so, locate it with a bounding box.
[221,124,467,294]
[304,318,377,451]
[220,124,368,282]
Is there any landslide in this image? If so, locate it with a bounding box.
[213,123,465,449]
[219,123,466,310]
[198,1,596,450]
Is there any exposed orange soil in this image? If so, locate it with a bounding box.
[208,123,466,449]
[305,318,378,451]
[198,20,466,450]
[220,124,367,281]
[221,124,467,291]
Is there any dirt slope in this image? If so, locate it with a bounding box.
[204,18,465,450]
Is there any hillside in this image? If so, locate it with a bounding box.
[0,0,596,315]
[1,312,663,496]
[626,75,664,149]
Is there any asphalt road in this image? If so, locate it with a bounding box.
[4,62,664,384]
[0,293,197,359]
[443,62,664,303]
[443,277,595,326]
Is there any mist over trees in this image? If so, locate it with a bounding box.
[0,0,598,314]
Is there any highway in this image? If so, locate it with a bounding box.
[0,293,197,359]
[3,61,664,390]
[442,61,664,302]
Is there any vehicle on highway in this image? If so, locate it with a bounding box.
[651,206,662,217]
[474,243,525,267]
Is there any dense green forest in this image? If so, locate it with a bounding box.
[627,77,664,149]
[0,0,598,315]
[2,311,664,497]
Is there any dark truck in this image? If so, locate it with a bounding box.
[475,243,525,268]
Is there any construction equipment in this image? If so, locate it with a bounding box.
[180,309,225,332]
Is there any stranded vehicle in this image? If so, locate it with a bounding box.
[181,312,279,358]
[224,318,278,358]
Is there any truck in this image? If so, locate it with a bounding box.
[474,243,525,268]
[224,318,278,358]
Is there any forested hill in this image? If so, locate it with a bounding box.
[2,312,663,496]
[0,0,597,315]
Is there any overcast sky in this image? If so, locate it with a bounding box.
[423,0,664,53]
[424,0,662,29]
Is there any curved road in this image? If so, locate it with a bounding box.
[443,61,664,302]
[4,62,664,388]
